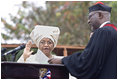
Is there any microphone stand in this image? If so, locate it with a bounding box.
[2,44,25,61]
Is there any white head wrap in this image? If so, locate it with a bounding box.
[30,25,60,48]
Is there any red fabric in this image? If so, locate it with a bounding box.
[95,1,104,5]
[104,24,117,31]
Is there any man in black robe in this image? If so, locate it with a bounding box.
[48,2,117,79]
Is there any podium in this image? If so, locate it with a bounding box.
[1,61,69,79]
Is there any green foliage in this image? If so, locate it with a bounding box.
[14,50,24,61]
[1,1,117,46]
[109,1,117,25]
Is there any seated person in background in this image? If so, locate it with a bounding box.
[17,25,61,64]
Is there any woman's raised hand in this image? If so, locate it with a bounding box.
[23,40,33,62]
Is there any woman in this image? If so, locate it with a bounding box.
[17,25,61,64]
[17,25,76,79]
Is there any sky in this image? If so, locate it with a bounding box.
[0,0,46,44]
[0,0,46,17]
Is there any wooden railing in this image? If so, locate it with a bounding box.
[1,44,85,56]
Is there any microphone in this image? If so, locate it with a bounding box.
[3,44,25,56]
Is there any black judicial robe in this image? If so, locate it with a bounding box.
[62,24,117,79]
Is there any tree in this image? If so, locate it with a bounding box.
[1,1,117,46]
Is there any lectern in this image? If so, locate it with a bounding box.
[1,61,69,79]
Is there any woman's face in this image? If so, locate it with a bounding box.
[39,38,54,56]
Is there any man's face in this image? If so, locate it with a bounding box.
[88,11,101,31]
[39,38,54,56]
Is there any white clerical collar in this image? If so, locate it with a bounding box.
[99,21,110,28]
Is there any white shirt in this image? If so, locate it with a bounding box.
[17,49,49,64]
[99,21,110,28]
[17,49,64,64]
